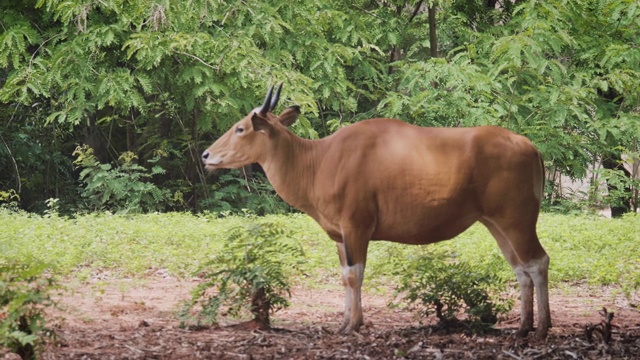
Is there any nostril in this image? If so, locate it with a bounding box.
[202,150,210,160]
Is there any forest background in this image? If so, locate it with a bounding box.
[1,0,639,216]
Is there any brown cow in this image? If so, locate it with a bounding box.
[202,84,551,338]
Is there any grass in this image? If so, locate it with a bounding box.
[1,209,640,294]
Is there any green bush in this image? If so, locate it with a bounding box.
[0,261,58,360]
[593,167,640,213]
[391,248,512,334]
[73,145,173,213]
[0,189,19,206]
[201,170,292,216]
[180,222,305,328]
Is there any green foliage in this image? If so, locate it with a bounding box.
[2,0,639,213]
[381,0,640,205]
[0,119,76,213]
[538,213,640,296]
[543,195,592,216]
[391,248,512,333]
[593,167,640,212]
[202,170,291,216]
[181,222,305,327]
[2,211,640,296]
[0,190,20,208]
[379,54,497,127]
[0,261,58,360]
[73,145,173,213]
[2,210,640,336]
[1,210,228,278]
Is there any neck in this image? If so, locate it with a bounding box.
[259,131,321,212]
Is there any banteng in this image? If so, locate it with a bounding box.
[202,84,551,338]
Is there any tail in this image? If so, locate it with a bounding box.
[536,151,545,203]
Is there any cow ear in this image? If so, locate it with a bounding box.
[251,113,272,133]
[278,105,301,127]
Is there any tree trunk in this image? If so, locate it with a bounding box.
[601,154,633,218]
[186,110,200,211]
[16,316,35,360]
[428,6,438,58]
[126,121,135,153]
[250,287,270,327]
[84,116,107,163]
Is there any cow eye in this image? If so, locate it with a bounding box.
[235,126,245,134]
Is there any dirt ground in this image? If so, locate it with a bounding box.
[3,272,640,359]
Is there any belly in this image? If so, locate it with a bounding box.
[371,198,482,244]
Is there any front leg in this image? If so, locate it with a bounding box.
[336,238,368,334]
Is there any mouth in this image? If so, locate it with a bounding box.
[202,157,222,171]
[203,162,221,172]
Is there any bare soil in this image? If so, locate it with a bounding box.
[4,273,640,359]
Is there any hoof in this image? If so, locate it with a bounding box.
[336,320,362,334]
[514,326,548,340]
[534,327,549,340]
[515,326,533,338]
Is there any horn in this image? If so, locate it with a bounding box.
[270,83,283,111]
[259,85,274,115]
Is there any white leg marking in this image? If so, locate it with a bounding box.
[514,265,534,334]
[339,263,365,333]
[525,255,551,337]
[342,265,352,319]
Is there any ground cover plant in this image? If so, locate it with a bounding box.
[391,247,512,334]
[2,210,640,291]
[0,260,58,360]
[180,222,305,329]
[1,210,640,358]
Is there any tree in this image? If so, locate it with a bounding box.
[379,0,640,214]
[0,0,387,212]
[1,0,638,214]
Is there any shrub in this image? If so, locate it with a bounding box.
[201,170,292,215]
[593,167,640,214]
[391,249,512,334]
[180,222,305,329]
[0,261,58,360]
[0,190,20,212]
[73,145,173,213]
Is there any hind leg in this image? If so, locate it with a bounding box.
[482,217,551,338]
[513,265,535,335]
[523,254,551,338]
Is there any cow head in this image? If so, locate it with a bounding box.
[201,83,300,171]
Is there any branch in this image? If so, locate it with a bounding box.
[30,33,63,69]
[175,51,217,70]
[348,5,383,20]
[0,133,21,194]
[409,0,425,23]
